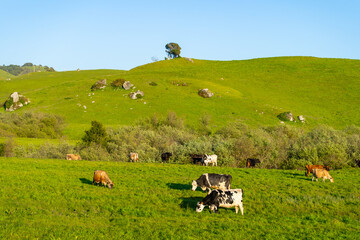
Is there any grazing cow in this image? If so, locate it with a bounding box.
[312,169,334,183]
[190,154,206,165]
[161,152,172,162]
[204,154,218,166]
[355,159,360,168]
[192,173,232,193]
[196,189,244,215]
[246,158,260,168]
[305,165,330,177]
[66,154,81,160]
[129,152,138,162]
[92,170,114,189]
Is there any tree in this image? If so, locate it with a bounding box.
[165,42,181,59]
[81,120,109,148]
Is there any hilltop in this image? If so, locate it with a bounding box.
[1,56,360,139]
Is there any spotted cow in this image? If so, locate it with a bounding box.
[129,152,138,162]
[192,173,232,194]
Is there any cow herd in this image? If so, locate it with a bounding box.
[65,152,337,214]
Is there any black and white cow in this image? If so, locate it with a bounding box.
[190,154,206,165]
[161,152,172,162]
[196,189,244,215]
[192,173,232,193]
[203,154,217,166]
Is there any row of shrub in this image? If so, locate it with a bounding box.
[1,112,360,169]
[0,112,64,138]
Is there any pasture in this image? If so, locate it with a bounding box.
[1,157,359,239]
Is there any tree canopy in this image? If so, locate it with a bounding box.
[165,42,181,59]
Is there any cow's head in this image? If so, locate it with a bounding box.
[191,180,197,191]
[108,181,114,189]
[196,202,205,212]
[305,165,310,176]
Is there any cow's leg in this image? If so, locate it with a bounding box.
[235,206,239,214]
[239,202,244,215]
[312,176,315,181]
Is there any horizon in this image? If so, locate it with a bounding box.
[1,0,359,71]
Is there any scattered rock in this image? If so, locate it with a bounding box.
[122,81,133,90]
[277,112,294,122]
[129,90,144,100]
[4,92,30,111]
[198,89,214,98]
[184,57,194,63]
[91,79,107,91]
[92,101,95,103]
[83,105,87,109]
[77,103,81,107]
[298,115,305,123]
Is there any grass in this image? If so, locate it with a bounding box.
[1,57,360,139]
[0,70,14,80]
[1,157,359,239]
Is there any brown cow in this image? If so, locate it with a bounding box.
[129,152,138,162]
[92,170,114,189]
[66,154,81,160]
[246,158,261,168]
[312,169,334,183]
[305,165,330,177]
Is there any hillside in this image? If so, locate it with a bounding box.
[0,70,14,80]
[1,57,360,139]
[1,157,359,239]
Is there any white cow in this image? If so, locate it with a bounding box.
[203,154,217,166]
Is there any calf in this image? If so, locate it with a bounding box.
[190,154,206,165]
[93,170,114,189]
[196,189,244,215]
[246,158,260,168]
[204,154,218,166]
[305,165,330,177]
[192,173,232,193]
[161,152,172,162]
[129,152,138,162]
[312,169,334,183]
[66,154,81,160]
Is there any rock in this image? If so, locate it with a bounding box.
[122,81,133,90]
[298,115,305,123]
[184,57,194,63]
[277,112,294,122]
[91,79,107,91]
[198,89,214,98]
[129,90,144,100]
[4,92,30,112]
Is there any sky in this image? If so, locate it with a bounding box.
[1,0,359,71]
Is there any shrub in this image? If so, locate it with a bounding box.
[111,79,125,88]
[149,82,158,86]
[81,120,109,148]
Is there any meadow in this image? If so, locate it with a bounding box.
[1,157,359,239]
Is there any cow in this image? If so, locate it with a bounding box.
[92,170,114,189]
[312,169,334,183]
[305,165,330,177]
[190,154,206,165]
[66,154,81,160]
[196,189,244,215]
[204,154,218,166]
[192,173,232,194]
[355,159,360,168]
[161,152,172,162]
[129,152,138,162]
[246,158,260,168]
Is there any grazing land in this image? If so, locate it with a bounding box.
[1,157,359,239]
[1,57,360,139]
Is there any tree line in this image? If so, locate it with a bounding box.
[0,62,55,76]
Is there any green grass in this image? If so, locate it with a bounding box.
[1,157,359,239]
[0,70,14,80]
[1,57,360,139]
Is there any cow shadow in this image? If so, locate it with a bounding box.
[79,178,93,185]
[179,197,203,210]
[282,172,312,181]
[167,183,192,191]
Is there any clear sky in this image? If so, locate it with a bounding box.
[1,0,359,71]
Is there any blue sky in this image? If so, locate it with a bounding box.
[1,0,359,71]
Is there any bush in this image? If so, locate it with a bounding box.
[111,79,125,88]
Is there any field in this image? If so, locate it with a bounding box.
[1,157,359,239]
[1,57,360,139]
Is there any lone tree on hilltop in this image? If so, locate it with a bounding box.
[165,42,181,59]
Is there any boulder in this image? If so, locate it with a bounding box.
[4,92,30,112]
[129,90,144,100]
[297,115,305,123]
[91,79,107,91]
[184,57,194,63]
[122,81,133,90]
[277,112,294,122]
[198,89,214,98]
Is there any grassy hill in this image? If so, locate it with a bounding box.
[0,70,14,80]
[1,57,360,139]
[1,157,359,239]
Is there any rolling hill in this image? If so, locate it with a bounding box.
[0,69,14,80]
[1,57,359,139]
